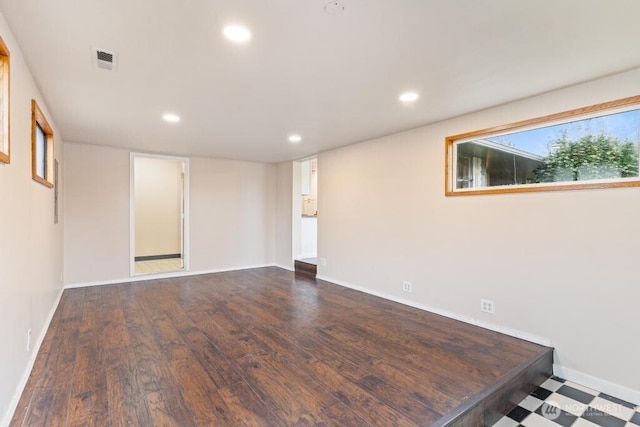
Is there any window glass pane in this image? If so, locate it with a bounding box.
[0,58,5,155]
[0,108,4,153]
[36,123,46,179]
[455,109,640,190]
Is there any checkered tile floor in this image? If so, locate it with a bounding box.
[494,376,640,427]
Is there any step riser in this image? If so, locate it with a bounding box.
[294,260,317,277]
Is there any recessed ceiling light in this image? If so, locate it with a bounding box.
[399,91,419,103]
[288,134,302,143]
[324,1,345,15]
[223,25,252,43]
[162,113,180,123]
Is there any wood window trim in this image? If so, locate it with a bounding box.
[445,95,640,196]
[0,37,9,164]
[31,99,54,188]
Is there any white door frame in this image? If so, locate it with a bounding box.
[129,152,191,277]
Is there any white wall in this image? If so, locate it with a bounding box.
[300,217,317,259]
[316,68,640,403]
[275,161,294,269]
[64,143,276,285]
[0,13,64,426]
[134,157,182,257]
[292,161,302,261]
[189,156,275,272]
[64,143,130,284]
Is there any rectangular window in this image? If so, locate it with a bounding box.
[35,124,46,178]
[445,95,640,195]
[31,100,54,188]
[0,37,9,164]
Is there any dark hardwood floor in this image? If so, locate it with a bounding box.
[11,267,551,426]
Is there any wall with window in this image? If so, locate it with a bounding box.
[315,67,640,403]
[0,13,64,426]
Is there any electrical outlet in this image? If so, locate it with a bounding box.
[402,281,412,292]
[480,299,495,314]
[319,257,327,266]
[27,329,31,353]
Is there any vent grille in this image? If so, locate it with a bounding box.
[97,50,113,63]
[95,48,117,71]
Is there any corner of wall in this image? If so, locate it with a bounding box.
[0,11,66,426]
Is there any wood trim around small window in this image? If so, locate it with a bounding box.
[0,37,9,164]
[445,94,640,196]
[31,99,54,188]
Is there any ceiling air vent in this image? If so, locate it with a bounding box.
[94,48,117,71]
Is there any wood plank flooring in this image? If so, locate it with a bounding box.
[11,267,551,426]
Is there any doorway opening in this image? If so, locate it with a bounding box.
[130,153,189,276]
[294,158,317,276]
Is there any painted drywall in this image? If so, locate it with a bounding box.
[292,162,302,261]
[64,143,276,285]
[315,68,640,403]
[188,156,275,272]
[0,12,64,426]
[275,162,294,269]
[133,157,182,258]
[300,217,317,259]
[63,144,130,285]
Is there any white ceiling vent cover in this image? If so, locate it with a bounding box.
[94,48,118,71]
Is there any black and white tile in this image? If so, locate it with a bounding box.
[494,376,640,427]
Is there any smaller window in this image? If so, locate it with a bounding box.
[0,37,9,164]
[31,100,54,188]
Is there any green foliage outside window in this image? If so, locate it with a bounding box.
[533,133,639,183]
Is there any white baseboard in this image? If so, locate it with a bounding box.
[64,264,275,289]
[553,364,640,406]
[1,287,65,427]
[317,275,551,347]
[274,263,294,272]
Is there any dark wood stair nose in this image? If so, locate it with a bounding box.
[294,258,317,277]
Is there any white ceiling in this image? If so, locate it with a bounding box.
[1,0,640,163]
